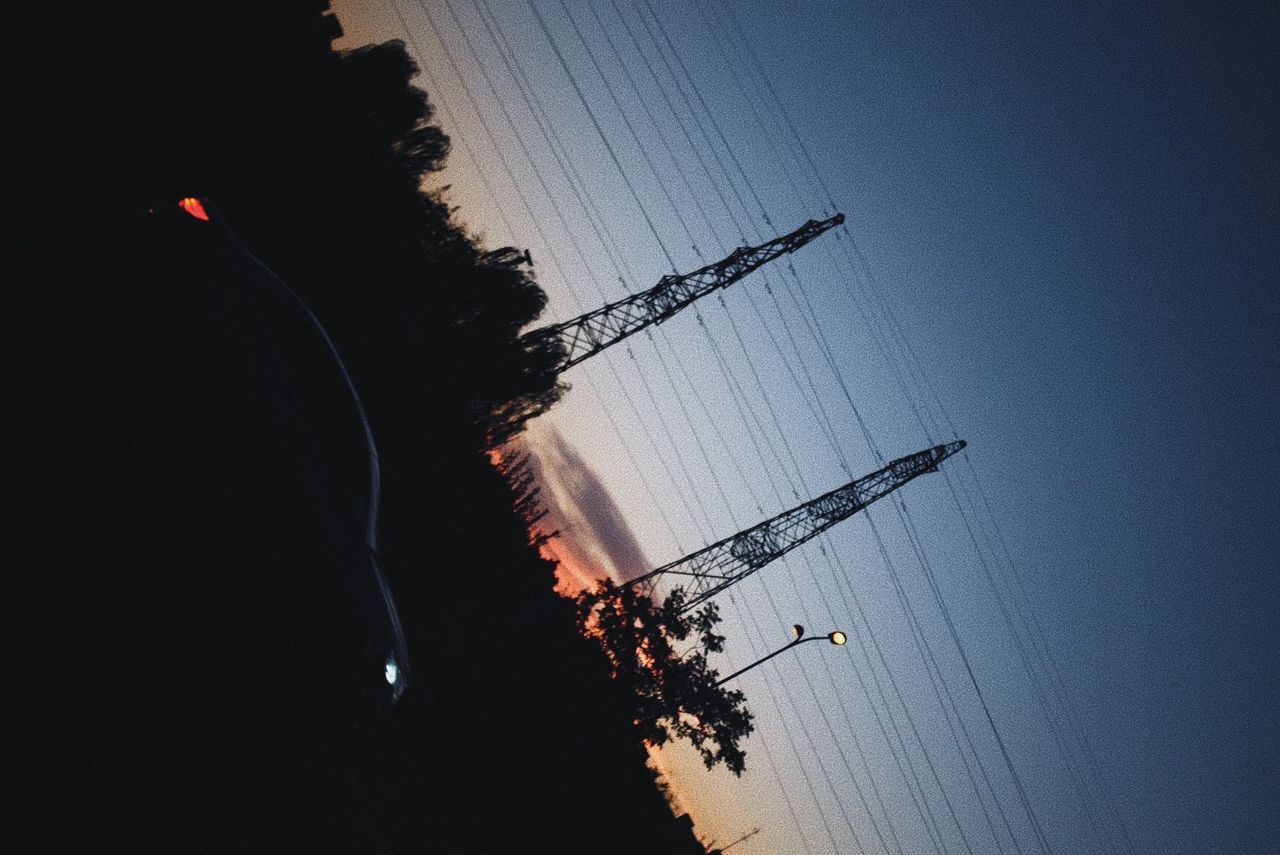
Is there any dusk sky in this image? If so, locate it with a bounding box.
[338,2,1277,852]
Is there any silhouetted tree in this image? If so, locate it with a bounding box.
[576,580,755,774]
[453,245,567,445]
[324,46,567,446]
[494,447,560,546]
[13,4,713,848]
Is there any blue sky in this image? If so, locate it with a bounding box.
[338,2,1278,852]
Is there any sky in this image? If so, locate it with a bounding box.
[336,2,1278,853]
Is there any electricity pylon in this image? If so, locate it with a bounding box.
[631,441,966,612]
[529,213,843,373]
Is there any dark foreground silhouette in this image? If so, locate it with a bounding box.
[10,2,709,850]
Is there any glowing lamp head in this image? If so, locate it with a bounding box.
[178,197,210,221]
[829,631,847,646]
[791,624,805,639]
[384,654,399,686]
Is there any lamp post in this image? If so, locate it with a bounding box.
[714,624,847,687]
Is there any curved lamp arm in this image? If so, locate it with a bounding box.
[714,625,847,687]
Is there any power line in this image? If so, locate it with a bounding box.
[427,6,860,849]
[709,5,1133,852]
[391,4,1112,853]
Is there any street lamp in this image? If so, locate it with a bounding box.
[714,624,847,687]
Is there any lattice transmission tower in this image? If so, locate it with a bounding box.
[528,213,843,373]
[631,441,966,612]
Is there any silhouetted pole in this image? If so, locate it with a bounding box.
[718,827,761,852]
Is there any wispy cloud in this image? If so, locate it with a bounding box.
[512,423,651,594]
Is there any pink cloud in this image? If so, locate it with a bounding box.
[507,424,651,595]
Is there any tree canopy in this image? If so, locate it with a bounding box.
[576,580,755,775]
[11,5,713,848]
[216,38,568,448]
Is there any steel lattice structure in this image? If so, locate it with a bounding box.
[529,213,844,373]
[631,441,966,612]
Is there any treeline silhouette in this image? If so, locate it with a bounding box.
[11,2,707,851]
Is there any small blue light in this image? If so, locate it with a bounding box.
[384,655,399,686]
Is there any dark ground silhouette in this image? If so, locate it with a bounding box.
[10,2,709,850]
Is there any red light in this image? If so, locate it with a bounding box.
[178,197,210,221]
